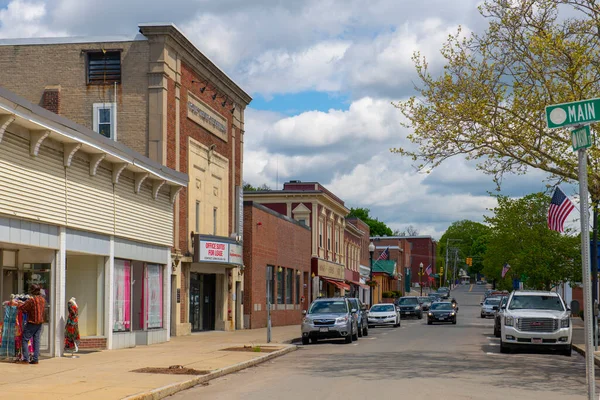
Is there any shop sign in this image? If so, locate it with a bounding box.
[317,259,344,280]
[187,93,228,142]
[199,240,229,262]
[229,243,243,265]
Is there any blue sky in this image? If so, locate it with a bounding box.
[0,0,578,238]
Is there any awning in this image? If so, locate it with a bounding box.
[322,277,351,291]
[347,280,369,290]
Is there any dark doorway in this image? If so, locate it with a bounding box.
[190,273,216,332]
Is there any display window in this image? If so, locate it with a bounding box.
[113,260,131,332]
[145,264,163,329]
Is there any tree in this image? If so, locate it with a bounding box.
[394,0,600,197]
[394,225,420,236]
[482,193,581,290]
[243,181,271,192]
[439,220,491,278]
[347,207,393,236]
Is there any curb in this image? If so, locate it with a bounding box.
[573,344,600,367]
[122,344,297,400]
[283,337,302,344]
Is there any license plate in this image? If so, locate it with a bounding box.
[532,338,542,344]
[440,317,446,320]
[404,312,410,315]
[319,327,329,333]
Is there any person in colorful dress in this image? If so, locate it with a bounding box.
[64,297,80,353]
[15,285,46,365]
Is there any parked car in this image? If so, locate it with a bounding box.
[500,290,572,356]
[301,298,359,345]
[481,297,502,318]
[437,287,450,299]
[494,296,509,337]
[476,280,484,285]
[367,303,400,328]
[427,301,457,325]
[396,296,423,319]
[428,293,442,303]
[418,296,432,311]
[347,297,369,337]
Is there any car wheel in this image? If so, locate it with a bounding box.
[302,337,310,345]
[494,326,500,338]
[344,334,352,344]
[500,339,509,354]
[363,325,369,336]
[562,344,572,357]
[452,318,457,325]
[418,312,423,320]
[352,328,358,341]
[427,320,432,325]
[368,325,374,329]
[480,314,485,319]
[358,323,363,337]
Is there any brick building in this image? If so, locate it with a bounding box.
[242,202,311,328]
[245,181,350,300]
[345,217,371,304]
[402,236,437,287]
[0,23,252,335]
[370,237,411,299]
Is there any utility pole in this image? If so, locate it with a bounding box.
[445,239,461,288]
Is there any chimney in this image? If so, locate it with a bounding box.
[42,85,61,115]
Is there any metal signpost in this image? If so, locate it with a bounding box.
[546,100,595,400]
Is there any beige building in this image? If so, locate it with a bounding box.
[0,86,186,356]
[0,23,251,335]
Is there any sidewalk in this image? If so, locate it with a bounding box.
[0,325,300,400]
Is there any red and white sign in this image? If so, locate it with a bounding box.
[199,240,229,262]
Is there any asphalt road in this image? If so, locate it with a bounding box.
[171,284,599,400]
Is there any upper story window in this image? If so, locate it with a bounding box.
[93,103,117,140]
[87,51,121,85]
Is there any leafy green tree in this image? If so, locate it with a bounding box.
[439,220,491,278]
[394,0,600,198]
[483,193,581,290]
[347,207,393,236]
[243,182,271,192]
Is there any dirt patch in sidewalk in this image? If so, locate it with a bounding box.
[220,345,280,353]
[132,365,211,375]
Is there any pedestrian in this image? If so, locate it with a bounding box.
[15,284,46,365]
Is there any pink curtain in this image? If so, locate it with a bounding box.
[146,264,163,329]
[123,261,131,330]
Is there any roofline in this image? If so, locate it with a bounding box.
[138,23,252,106]
[244,190,350,215]
[0,86,187,186]
[0,34,147,47]
[244,201,310,231]
[371,235,435,240]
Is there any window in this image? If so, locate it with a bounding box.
[327,224,332,251]
[277,267,284,304]
[146,264,163,329]
[213,207,218,235]
[319,222,323,248]
[335,230,339,253]
[286,268,293,304]
[195,201,200,232]
[266,265,274,305]
[87,51,121,84]
[296,271,300,304]
[298,218,307,226]
[113,259,131,332]
[93,103,117,140]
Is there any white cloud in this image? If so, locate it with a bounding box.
[0,0,66,38]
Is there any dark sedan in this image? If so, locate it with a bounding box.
[418,296,432,311]
[427,302,457,325]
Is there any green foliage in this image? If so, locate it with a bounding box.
[382,291,394,298]
[439,220,491,277]
[347,207,393,236]
[243,181,271,192]
[482,193,581,290]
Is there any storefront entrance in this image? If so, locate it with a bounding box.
[189,273,216,332]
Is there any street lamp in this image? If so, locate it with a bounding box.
[419,262,424,296]
[369,241,375,306]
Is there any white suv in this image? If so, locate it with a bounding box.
[500,290,571,356]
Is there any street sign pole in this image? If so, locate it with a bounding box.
[578,146,595,400]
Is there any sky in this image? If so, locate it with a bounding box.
[0,0,577,238]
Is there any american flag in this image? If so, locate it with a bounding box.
[376,247,390,261]
[547,187,574,233]
[501,263,511,278]
[425,264,432,276]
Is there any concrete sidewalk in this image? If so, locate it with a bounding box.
[0,325,300,400]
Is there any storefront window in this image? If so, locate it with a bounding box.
[277,268,283,304]
[23,263,51,323]
[266,265,274,305]
[296,271,300,304]
[146,264,163,329]
[113,259,131,332]
[285,268,293,304]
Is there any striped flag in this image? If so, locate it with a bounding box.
[547,187,574,233]
[376,247,390,261]
[501,263,511,278]
[425,264,432,276]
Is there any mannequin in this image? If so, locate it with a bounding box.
[64,297,80,357]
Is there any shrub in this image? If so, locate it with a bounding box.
[382,291,394,298]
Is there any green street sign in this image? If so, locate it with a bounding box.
[572,125,592,151]
[546,98,600,129]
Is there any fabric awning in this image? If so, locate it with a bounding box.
[322,277,351,291]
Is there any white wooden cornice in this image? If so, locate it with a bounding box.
[112,163,128,184]
[134,172,149,194]
[29,130,50,156]
[170,186,184,204]
[63,143,81,167]
[89,153,106,176]
[152,180,166,200]
[0,114,15,143]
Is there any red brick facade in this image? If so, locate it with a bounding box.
[243,201,311,328]
[403,237,437,286]
[41,86,60,115]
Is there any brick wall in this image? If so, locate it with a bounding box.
[243,202,311,328]
[0,40,150,156]
[78,337,107,350]
[405,237,437,284]
[42,86,60,114]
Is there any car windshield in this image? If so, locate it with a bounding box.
[308,300,348,314]
[418,297,430,302]
[438,288,449,293]
[508,295,565,311]
[431,303,452,311]
[485,298,501,305]
[371,304,395,312]
[398,298,419,305]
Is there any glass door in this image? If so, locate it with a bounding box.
[23,263,51,354]
[189,273,203,332]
